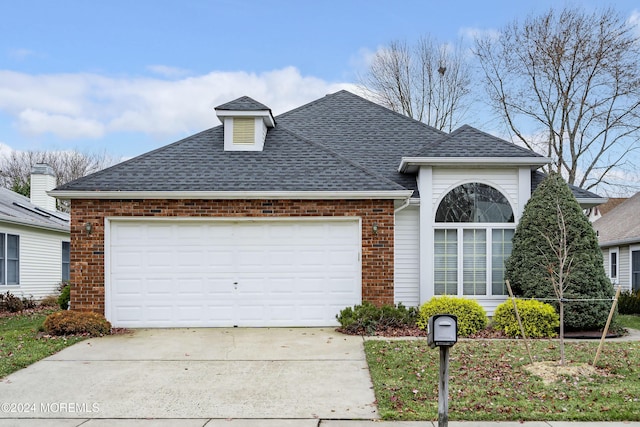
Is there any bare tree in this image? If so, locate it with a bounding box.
[475,7,640,192]
[360,36,472,132]
[539,201,573,366]
[0,150,116,211]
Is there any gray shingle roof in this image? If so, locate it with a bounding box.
[276,90,445,193]
[57,125,405,192]
[593,192,640,246]
[531,171,603,203]
[215,96,271,111]
[414,125,546,158]
[0,188,69,232]
[55,90,602,201]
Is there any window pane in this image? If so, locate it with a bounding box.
[434,229,457,295]
[62,241,70,282]
[435,183,514,223]
[7,234,19,285]
[463,229,486,295]
[492,229,514,295]
[610,252,618,279]
[632,250,640,292]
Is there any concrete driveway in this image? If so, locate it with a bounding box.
[0,328,378,421]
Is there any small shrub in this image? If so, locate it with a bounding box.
[39,294,60,308]
[0,291,24,312]
[336,301,418,335]
[618,290,640,315]
[58,284,71,310]
[21,295,37,310]
[43,311,111,336]
[493,299,560,338]
[417,296,487,336]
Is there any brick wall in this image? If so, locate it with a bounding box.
[70,199,395,315]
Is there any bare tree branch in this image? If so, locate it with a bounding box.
[474,7,640,193]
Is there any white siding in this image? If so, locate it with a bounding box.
[431,168,520,218]
[394,206,420,306]
[602,246,632,291]
[0,223,69,300]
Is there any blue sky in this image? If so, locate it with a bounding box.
[1,0,638,168]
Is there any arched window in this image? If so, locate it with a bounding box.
[435,183,514,223]
[434,183,515,297]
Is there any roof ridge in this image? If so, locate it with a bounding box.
[277,90,446,136]
[277,125,409,191]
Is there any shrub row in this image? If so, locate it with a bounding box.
[0,291,37,312]
[337,296,559,338]
[619,290,640,314]
[336,301,418,334]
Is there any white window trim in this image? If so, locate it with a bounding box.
[609,247,619,285]
[433,223,516,297]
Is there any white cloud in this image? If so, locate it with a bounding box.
[18,109,105,139]
[458,27,501,42]
[0,67,356,140]
[146,65,191,78]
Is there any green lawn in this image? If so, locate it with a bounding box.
[618,314,640,331]
[0,310,85,378]
[366,339,640,421]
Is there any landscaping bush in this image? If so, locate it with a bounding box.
[417,296,487,336]
[21,295,37,310]
[493,299,559,338]
[39,294,60,308]
[0,291,24,312]
[58,284,70,310]
[43,311,111,336]
[505,173,614,330]
[618,290,640,315]
[336,301,418,334]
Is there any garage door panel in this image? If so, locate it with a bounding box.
[108,220,361,327]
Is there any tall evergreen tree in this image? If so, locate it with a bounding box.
[505,173,614,330]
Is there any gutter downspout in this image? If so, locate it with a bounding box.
[394,198,411,214]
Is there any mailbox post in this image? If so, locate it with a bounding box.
[427,314,458,427]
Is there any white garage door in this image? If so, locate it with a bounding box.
[106,219,361,327]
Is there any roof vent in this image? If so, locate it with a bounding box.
[215,96,275,152]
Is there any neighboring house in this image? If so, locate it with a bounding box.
[0,164,70,300]
[586,197,627,222]
[51,91,604,327]
[593,192,640,292]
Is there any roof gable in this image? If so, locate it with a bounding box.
[414,125,546,158]
[593,192,640,246]
[215,96,271,111]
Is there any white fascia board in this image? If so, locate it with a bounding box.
[577,197,609,209]
[48,190,414,200]
[0,215,69,234]
[398,156,551,173]
[599,237,640,248]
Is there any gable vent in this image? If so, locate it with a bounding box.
[233,118,255,145]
